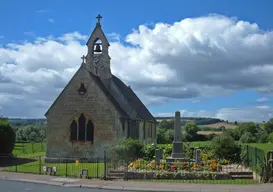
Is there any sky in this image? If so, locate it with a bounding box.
[0,0,273,122]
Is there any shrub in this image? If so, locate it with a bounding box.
[267,132,273,143]
[210,134,240,161]
[257,131,268,143]
[207,133,217,140]
[239,132,257,143]
[113,138,143,161]
[140,144,156,160]
[0,119,16,155]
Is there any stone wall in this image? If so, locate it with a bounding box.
[46,65,124,160]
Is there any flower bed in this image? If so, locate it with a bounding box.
[125,170,231,180]
[126,153,233,180]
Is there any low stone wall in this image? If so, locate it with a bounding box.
[124,171,232,180]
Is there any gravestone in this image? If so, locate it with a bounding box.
[171,111,184,158]
[81,169,88,179]
[155,149,163,164]
[46,166,53,175]
[53,166,57,176]
[195,149,201,164]
[193,147,198,159]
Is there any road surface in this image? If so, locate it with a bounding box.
[0,180,118,192]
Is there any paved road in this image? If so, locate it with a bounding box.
[0,180,118,192]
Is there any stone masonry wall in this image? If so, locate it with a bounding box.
[46,65,123,160]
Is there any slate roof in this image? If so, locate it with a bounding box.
[88,72,129,119]
[45,64,156,123]
[111,75,157,122]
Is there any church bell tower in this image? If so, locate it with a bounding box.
[85,14,112,79]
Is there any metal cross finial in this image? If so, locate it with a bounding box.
[81,55,85,63]
[96,14,102,24]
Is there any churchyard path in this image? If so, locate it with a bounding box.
[0,171,273,192]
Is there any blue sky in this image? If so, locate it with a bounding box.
[0,0,273,122]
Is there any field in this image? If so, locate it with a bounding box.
[199,122,238,129]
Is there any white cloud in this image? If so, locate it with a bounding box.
[256,97,268,102]
[48,18,55,23]
[1,14,273,119]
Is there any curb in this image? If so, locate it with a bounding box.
[0,177,178,192]
[0,176,271,192]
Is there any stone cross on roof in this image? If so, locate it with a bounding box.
[81,55,85,63]
[96,14,102,24]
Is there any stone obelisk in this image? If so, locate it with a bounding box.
[171,111,184,158]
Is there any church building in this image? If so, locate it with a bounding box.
[45,15,157,159]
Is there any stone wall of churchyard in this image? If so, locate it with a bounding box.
[46,66,123,160]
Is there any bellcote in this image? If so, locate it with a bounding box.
[86,14,110,57]
[85,14,112,80]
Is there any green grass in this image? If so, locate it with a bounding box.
[247,143,273,153]
[13,142,46,157]
[135,179,257,184]
[5,160,104,178]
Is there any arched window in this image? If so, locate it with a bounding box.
[86,120,94,142]
[70,120,77,141]
[78,114,86,141]
[70,113,94,143]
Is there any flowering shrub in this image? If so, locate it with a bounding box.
[128,152,225,173]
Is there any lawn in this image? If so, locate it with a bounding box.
[247,143,273,153]
[13,142,46,157]
[5,160,104,178]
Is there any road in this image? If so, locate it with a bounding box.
[0,180,119,192]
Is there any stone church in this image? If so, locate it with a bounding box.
[45,15,157,160]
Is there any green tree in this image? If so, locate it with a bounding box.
[238,122,258,135]
[158,120,174,130]
[267,132,273,143]
[16,125,45,142]
[0,118,16,155]
[184,121,199,141]
[264,121,273,134]
[210,134,240,160]
[239,132,257,143]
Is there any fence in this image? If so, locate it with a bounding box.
[1,144,271,184]
[13,142,46,156]
[0,156,104,179]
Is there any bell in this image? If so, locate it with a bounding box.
[94,44,102,53]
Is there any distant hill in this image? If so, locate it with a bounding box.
[199,122,238,129]
[155,117,226,125]
[8,118,46,126]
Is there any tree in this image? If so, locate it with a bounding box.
[268,132,273,143]
[157,128,173,144]
[0,118,16,155]
[15,125,45,142]
[158,120,174,130]
[238,122,258,136]
[239,132,257,143]
[234,121,238,125]
[264,121,273,134]
[211,134,240,160]
[224,129,240,140]
[184,121,199,141]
